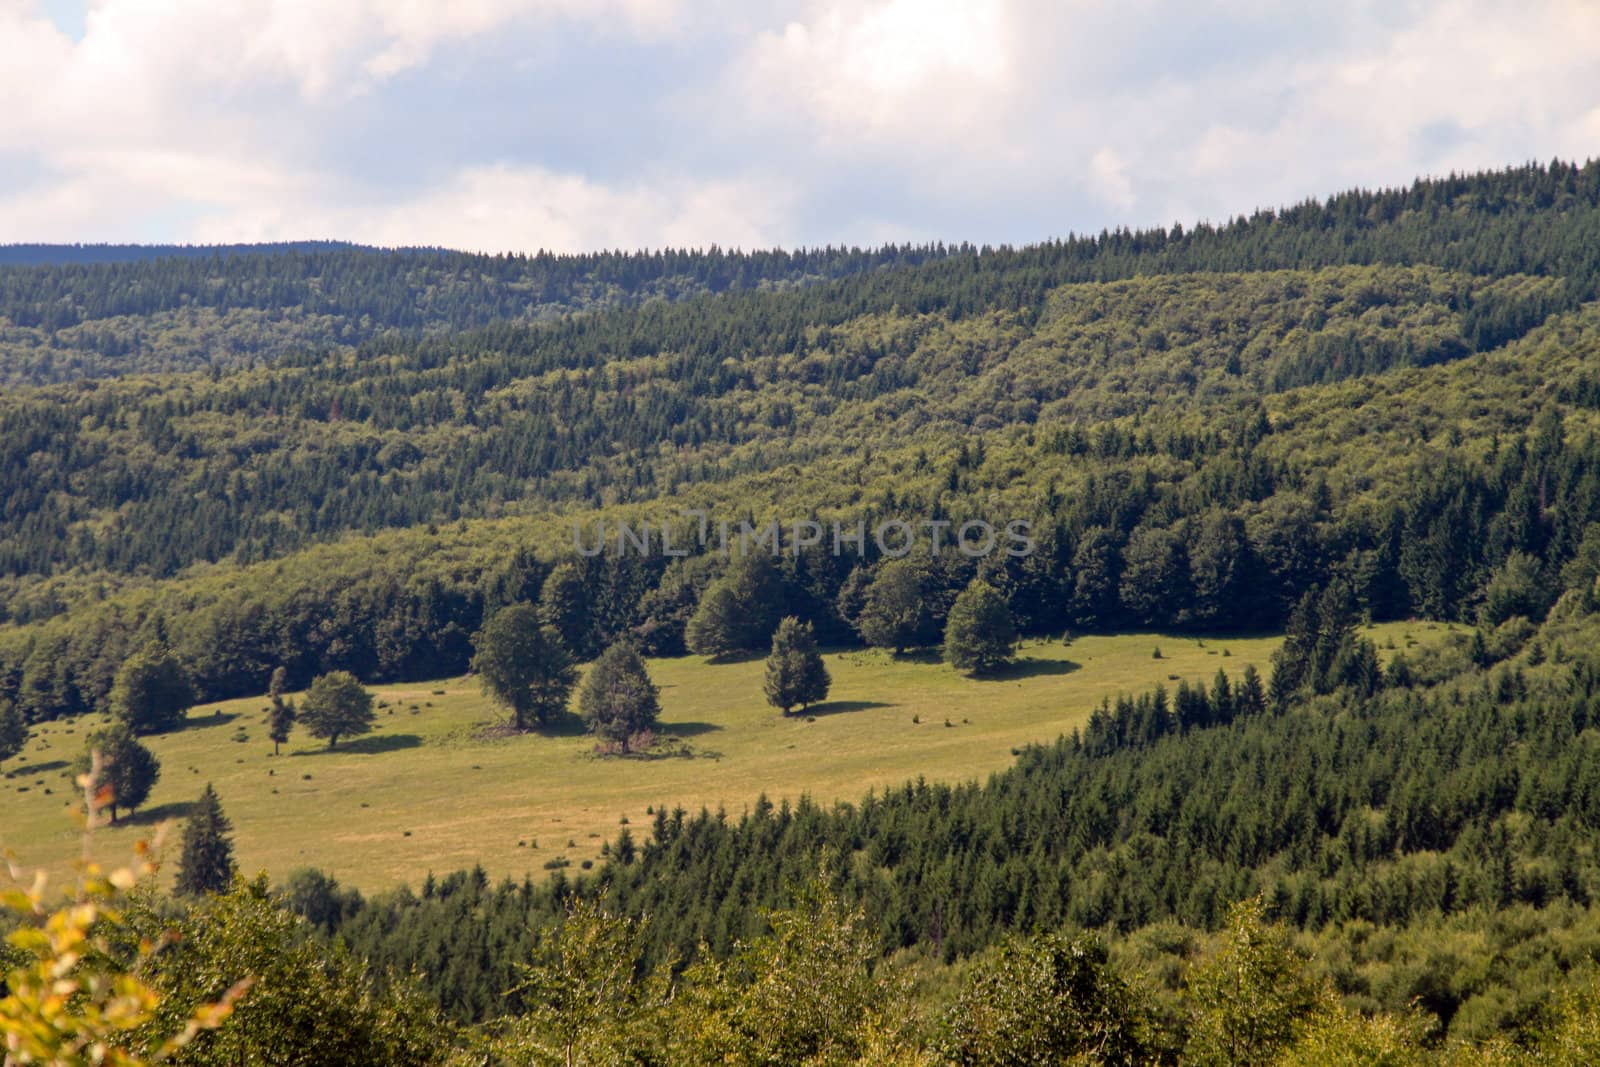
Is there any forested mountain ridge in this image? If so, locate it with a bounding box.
[0,241,370,266]
[0,262,1557,590]
[1,157,1596,388]
[0,242,950,384]
[4,160,1600,719]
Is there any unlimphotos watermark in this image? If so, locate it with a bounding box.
[574,511,1034,559]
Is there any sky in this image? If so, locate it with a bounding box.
[1,0,1598,253]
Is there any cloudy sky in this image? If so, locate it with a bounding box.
[2,0,1598,252]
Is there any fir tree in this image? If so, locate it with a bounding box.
[764,617,831,715]
[266,666,296,755]
[176,783,236,896]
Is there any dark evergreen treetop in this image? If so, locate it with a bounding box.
[175,783,237,896]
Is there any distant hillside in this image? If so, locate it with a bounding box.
[0,243,953,383]
[0,241,372,266]
[2,159,1597,386]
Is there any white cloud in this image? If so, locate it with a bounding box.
[187,163,796,253]
[2,0,1599,250]
[733,0,1017,143]
[1088,147,1134,213]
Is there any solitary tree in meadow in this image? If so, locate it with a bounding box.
[298,671,375,749]
[943,579,1018,675]
[473,603,579,730]
[74,723,161,823]
[579,643,660,749]
[176,783,237,896]
[764,617,831,715]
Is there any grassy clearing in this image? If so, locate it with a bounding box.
[0,622,1454,894]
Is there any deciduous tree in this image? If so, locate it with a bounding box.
[74,722,161,823]
[111,644,194,735]
[265,666,295,755]
[298,671,375,750]
[1185,897,1322,1067]
[472,604,578,730]
[0,698,27,769]
[942,931,1151,1065]
[943,579,1018,675]
[856,558,933,653]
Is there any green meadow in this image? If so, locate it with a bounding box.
[1,622,1453,894]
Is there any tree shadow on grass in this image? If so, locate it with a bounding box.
[117,800,197,827]
[796,700,895,718]
[980,657,1082,681]
[658,720,723,737]
[292,733,423,757]
[182,711,241,730]
[892,649,944,665]
[6,758,68,777]
[701,649,768,667]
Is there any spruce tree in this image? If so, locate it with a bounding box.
[176,783,236,896]
[764,617,831,715]
[1310,580,1358,692]
[1269,589,1319,697]
[1237,664,1268,717]
[266,666,296,755]
[943,579,1018,675]
[1209,668,1235,722]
